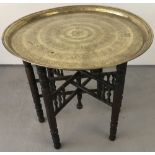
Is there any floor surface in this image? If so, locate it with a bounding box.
[0,65,155,152]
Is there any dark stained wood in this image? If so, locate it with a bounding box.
[76,72,83,109]
[109,62,127,141]
[24,61,128,149]
[23,61,45,123]
[36,66,61,149]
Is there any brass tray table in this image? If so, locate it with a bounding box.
[2,5,153,149]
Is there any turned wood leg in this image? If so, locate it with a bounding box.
[109,62,127,141]
[36,66,61,149]
[76,72,83,109]
[23,61,45,123]
[96,69,103,98]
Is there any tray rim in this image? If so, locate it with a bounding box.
[2,5,154,70]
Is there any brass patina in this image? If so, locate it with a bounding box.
[2,5,153,70]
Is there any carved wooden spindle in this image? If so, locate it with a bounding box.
[76,72,83,109]
[61,70,66,102]
[97,69,103,98]
[59,70,65,102]
[112,74,115,85]
[107,88,112,103]
[109,62,127,141]
[47,68,59,112]
[107,74,111,103]
[101,74,106,100]
[52,69,65,107]
[101,84,105,100]
[37,66,61,149]
[23,61,45,123]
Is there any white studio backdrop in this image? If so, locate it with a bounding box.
[0,3,154,65]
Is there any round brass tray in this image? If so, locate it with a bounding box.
[2,5,153,70]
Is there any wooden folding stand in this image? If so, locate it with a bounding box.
[23,61,127,149]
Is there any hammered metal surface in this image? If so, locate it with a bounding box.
[2,5,153,70]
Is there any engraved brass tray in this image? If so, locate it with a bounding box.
[2,5,153,70]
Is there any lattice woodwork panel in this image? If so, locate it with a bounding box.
[100,72,116,104]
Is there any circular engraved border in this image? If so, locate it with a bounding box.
[2,5,154,70]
